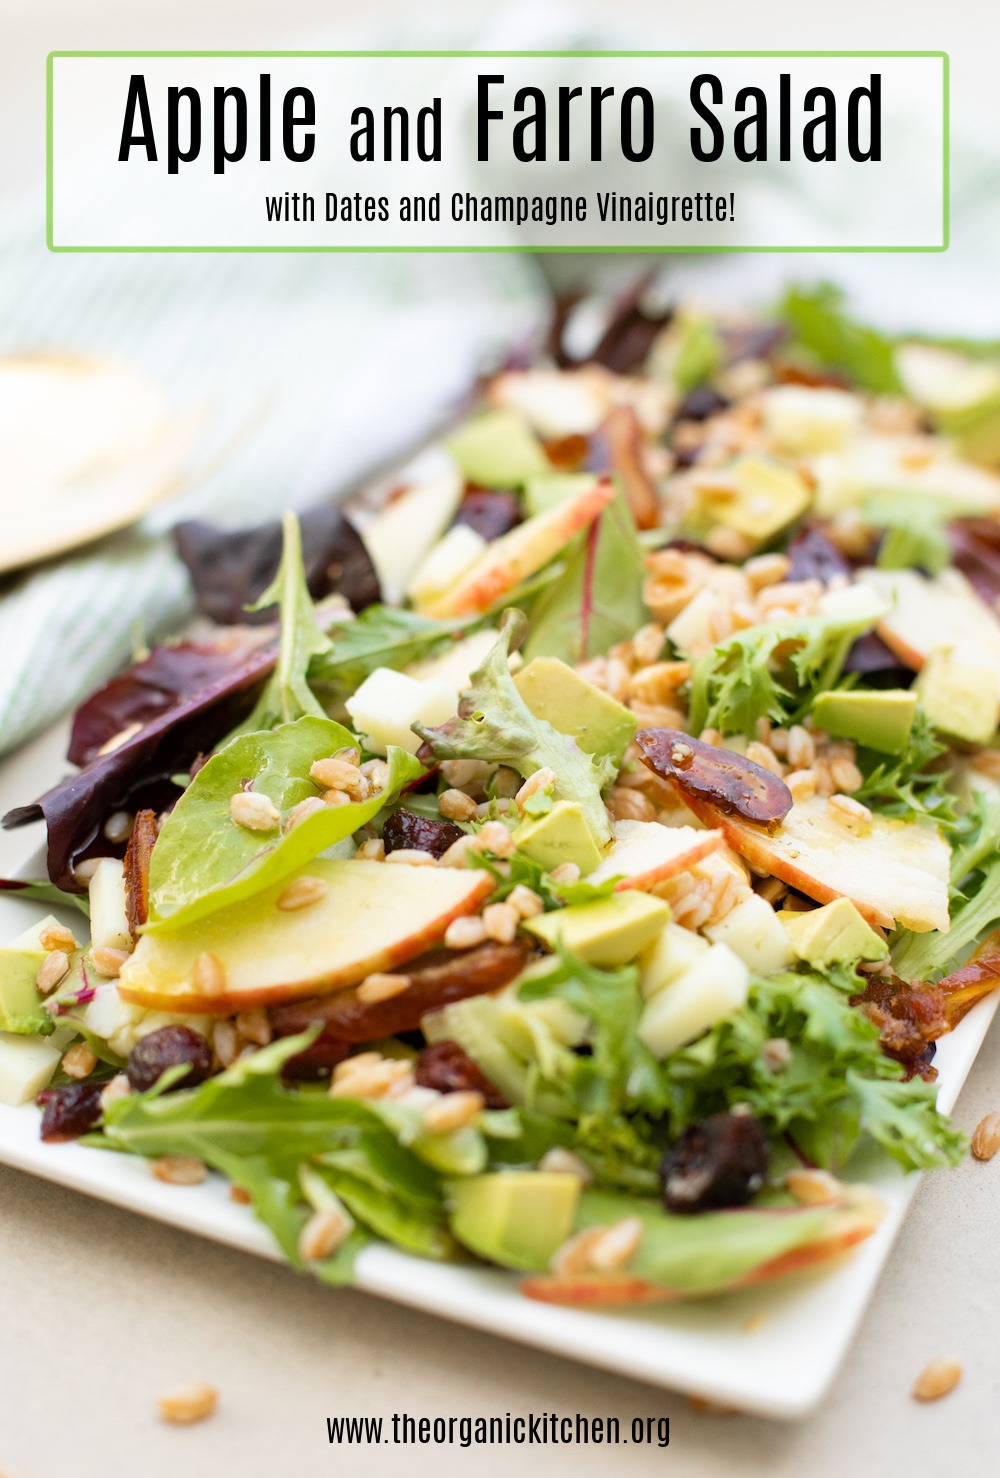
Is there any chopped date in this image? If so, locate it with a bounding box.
[126,1025,214,1093]
[452,489,522,542]
[124,807,158,934]
[40,1082,102,1142]
[281,1026,351,1080]
[660,1112,770,1213]
[415,1039,506,1108]
[937,942,1000,1031]
[635,728,792,829]
[382,808,465,859]
[588,405,659,530]
[269,939,532,1044]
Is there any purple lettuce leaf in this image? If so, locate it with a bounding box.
[174,506,380,626]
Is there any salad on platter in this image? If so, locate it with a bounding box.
[4,283,1000,1307]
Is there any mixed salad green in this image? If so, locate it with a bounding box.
[4,284,1000,1306]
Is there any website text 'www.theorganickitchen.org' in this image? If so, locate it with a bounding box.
[326,1412,671,1449]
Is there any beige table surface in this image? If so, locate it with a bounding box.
[3,1,1000,1474]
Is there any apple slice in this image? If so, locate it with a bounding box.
[587,819,723,892]
[118,859,493,1013]
[360,467,463,604]
[677,793,949,933]
[415,478,616,620]
[857,567,1000,681]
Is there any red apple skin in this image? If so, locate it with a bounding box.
[422,479,616,620]
[117,872,494,1014]
[611,830,723,892]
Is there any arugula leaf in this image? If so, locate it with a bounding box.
[146,715,421,931]
[415,612,615,847]
[236,513,332,734]
[466,848,620,910]
[854,710,957,825]
[98,1033,448,1273]
[689,598,880,738]
[778,283,902,394]
[309,606,482,703]
[0,878,90,916]
[523,492,648,666]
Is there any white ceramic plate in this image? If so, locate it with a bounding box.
[0,838,994,1420]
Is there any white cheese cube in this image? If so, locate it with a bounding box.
[637,942,749,1059]
[0,1032,61,1105]
[89,857,131,952]
[406,524,487,607]
[704,893,795,976]
[345,667,458,756]
[11,914,62,950]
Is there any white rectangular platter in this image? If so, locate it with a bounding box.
[0,838,995,1420]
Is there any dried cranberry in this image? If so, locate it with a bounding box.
[40,1083,102,1142]
[382,808,465,860]
[674,385,730,422]
[126,1025,213,1093]
[453,489,523,542]
[660,1112,770,1213]
[415,1039,507,1108]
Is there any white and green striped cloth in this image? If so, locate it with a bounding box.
[0,204,548,757]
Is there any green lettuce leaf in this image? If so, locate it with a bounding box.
[309,605,482,703]
[146,714,421,931]
[779,283,901,394]
[662,966,963,1172]
[236,512,332,734]
[854,709,957,825]
[688,595,882,738]
[523,492,648,666]
[415,611,615,847]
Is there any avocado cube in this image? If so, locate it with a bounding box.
[688,456,811,548]
[514,656,637,766]
[0,948,51,1036]
[917,650,998,746]
[449,1171,582,1271]
[781,896,888,969]
[524,891,669,966]
[446,410,549,489]
[512,800,603,877]
[812,688,917,754]
[524,473,598,518]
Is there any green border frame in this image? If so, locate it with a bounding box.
[46,50,950,254]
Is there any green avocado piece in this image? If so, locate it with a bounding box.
[449,1171,582,1271]
[812,688,917,754]
[513,800,603,877]
[916,650,998,745]
[524,891,670,967]
[781,897,888,968]
[514,656,637,767]
[897,343,1000,468]
[446,410,549,489]
[686,456,811,548]
[0,948,52,1035]
[523,473,597,517]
